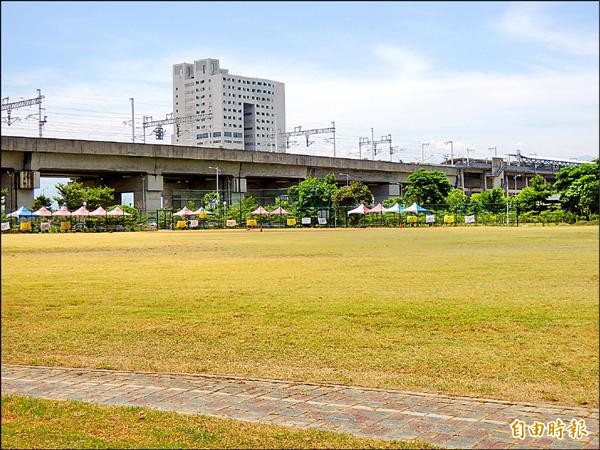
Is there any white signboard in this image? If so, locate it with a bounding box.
[465,215,475,223]
[1,222,10,231]
[302,217,311,225]
[318,217,327,225]
[188,219,199,228]
[40,222,50,232]
[425,215,435,223]
[226,219,237,227]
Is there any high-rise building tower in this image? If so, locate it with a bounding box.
[172,58,286,152]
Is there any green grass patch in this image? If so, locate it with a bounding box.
[1,394,428,449]
[2,227,598,406]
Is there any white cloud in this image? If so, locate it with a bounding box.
[372,44,431,78]
[496,2,599,58]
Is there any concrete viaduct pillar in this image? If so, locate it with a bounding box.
[93,174,164,212]
[1,170,40,212]
[372,183,401,203]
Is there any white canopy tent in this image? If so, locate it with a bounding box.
[382,203,404,213]
[402,202,431,214]
[347,204,371,215]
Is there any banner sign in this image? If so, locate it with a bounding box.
[444,215,455,224]
[287,218,297,226]
[318,217,327,225]
[465,215,475,223]
[407,216,417,223]
[426,215,435,223]
[40,222,51,232]
[246,219,257,227]
[199,212,208,219]
[20,221,32,231]
[226,219,237,227]
[188,220,199,228]
[176,220,187,229]
[302,217,311,225]
[1,222,10,231]
[60,221,72,231]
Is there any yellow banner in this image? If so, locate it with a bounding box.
[19,221,32,231]
[199,212,208,219]
[176,220,187,229]
[444,215,455,223]
[407,216,417,223]
[287,218,297,226]
[60,221,72,231]
[247,219,257,227]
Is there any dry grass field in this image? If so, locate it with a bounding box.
[1,227,598,407]
[2,394,429,449]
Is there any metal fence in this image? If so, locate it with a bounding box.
[4,194,591,233]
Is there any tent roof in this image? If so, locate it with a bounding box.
[33,206,53,217]
[71,206,90,217]
[52,206,72,217]
[173,206,194,216]
[347,204,371,215]
[402,202,431,213]
[191,207,214,215]
[269,206,289,215]
[382,203,404,213]
[107,207,132,216]
[367,203,384,213]
[90,206,108,216]
[8,206,38,218]
[251,206,269,215]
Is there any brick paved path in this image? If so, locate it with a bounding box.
[2,364,598,449]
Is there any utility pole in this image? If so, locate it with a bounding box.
[332,121,336,157]
[339,173,350,186]
[274,114,278,152]
[36,89,46,137]
[444,140,454,165]
[1,90,46,133]
[130,98,135,143]
[209,166,221,203]
[358,137,370,159]
[466,147,474,165]
[371,127,375,160]
[421,142,430,163]
[488,146,497,158]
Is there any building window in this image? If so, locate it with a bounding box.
[212,132,221,137]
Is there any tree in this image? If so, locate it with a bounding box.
[554,161,600,217]
[516,175,553,213]
[287,173,338,211]
[32,194,52,210]
[332,181,372,207]
[404,170,452,205]
[446,189,467,206]
[54,181,114,210]
[84,185,115,209]
[54,182,86,210]
[470,188,506,213]
[203,192,218,209]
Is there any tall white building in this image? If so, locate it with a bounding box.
[172,58,286,152]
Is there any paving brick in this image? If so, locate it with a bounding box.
[2,364,598,450]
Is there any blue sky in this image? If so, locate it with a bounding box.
[2,1,599,168]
